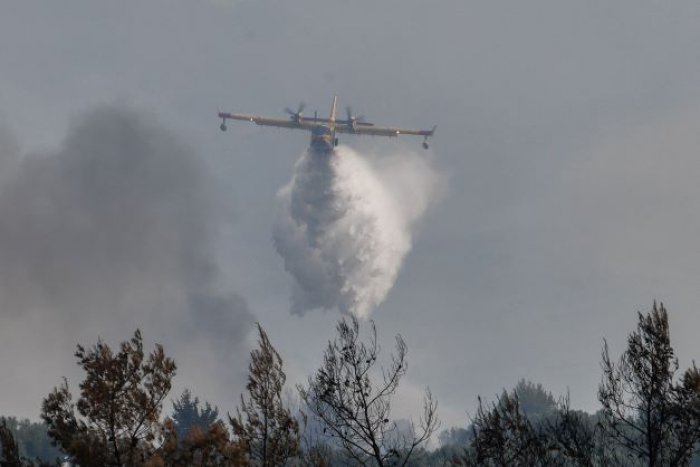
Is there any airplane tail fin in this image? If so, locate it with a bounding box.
[329,95,338,129]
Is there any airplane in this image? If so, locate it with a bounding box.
[217,96,436,154]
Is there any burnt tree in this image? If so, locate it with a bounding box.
[299,317,438,467]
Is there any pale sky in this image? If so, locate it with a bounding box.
[2,0,700,433]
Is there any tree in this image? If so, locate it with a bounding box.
[0,420,23,467]
[171,389,219,441]
[454,382,605,467]
[438,427,470,448]
[598,302,700,466]
[41,329,176,467]
[230,323,300,466]
[299,316,438,467]
[459,390,553,466]
[155,418,246,466]
[512,380,557,421]
[155,390,244,466]
[0,417,62,466]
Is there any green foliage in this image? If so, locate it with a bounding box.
[454,387,608,466]
[513,379,557,420]
[22,301,700,466]
[438,427,470,447]
[0,417,62,465]
[462,390,551,466]
[41,329,176,467]
[447,303,700,466]
[459,378,560,464]
[0,419,22,467]
[171,389,219,441]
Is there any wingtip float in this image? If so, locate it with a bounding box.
[218,95,436,154]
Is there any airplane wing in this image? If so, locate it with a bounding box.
[299,116,374,127]
[218,112,313,130]
[335,123,436,137]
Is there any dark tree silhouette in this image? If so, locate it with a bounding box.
[156,417,246,466]
[454,385,605,466]
[41,330,176,467]
[171,389,219,442]
[299,316,438,467]
[458,390,552,466]
[599,302,700,466]
[0,420,23,467]
[512,380,557,420]
[230,323,300,466]
[0,417,62,465]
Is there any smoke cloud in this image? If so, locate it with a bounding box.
[0,106,254,417]
[274,146,437,319]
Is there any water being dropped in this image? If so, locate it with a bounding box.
[273,145,437,319]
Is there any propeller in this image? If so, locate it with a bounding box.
[345,106,366,124]
[284,102,306,121]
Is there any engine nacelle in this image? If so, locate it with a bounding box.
[422,141,429,150]
[220,122,227,132]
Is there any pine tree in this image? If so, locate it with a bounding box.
[171,389,219,441]
[299,316,438,467]
[599,302,700,466]
[230,323,300,466]
[41,330,176,467]
[0,420,23,467]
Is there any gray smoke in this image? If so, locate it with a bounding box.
[0,106,254,416]
[274,145,437,319]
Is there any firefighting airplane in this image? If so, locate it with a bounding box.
[218,96,436,154]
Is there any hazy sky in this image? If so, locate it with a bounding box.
[2,0,700,433]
